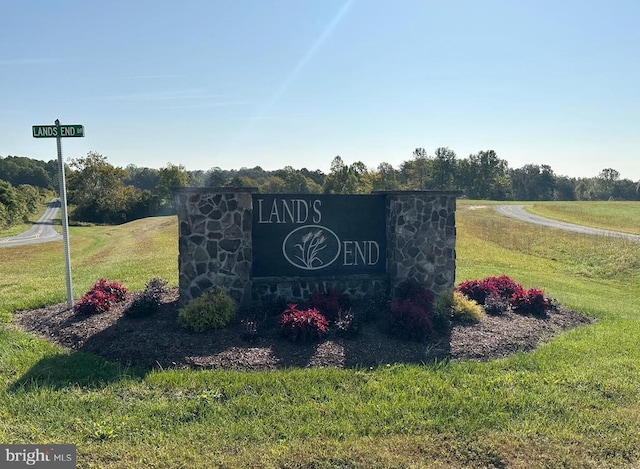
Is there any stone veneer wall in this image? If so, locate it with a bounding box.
[385,191,459,296]
[252,276,388,305]
[175,188,255,306]
[175,189,459,307]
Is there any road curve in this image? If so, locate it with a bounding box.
[495,205,640,243]
[0,199,63,248]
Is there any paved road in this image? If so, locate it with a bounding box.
[495,205,640,243]
[0,199,63,248]
[3,201,637,247]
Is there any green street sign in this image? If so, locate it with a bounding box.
[32,124,85,138]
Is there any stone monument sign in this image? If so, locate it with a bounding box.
[175,189,459,307]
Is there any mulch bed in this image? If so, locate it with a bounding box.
[11,288,594,372]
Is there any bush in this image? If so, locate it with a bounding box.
[334,309,360,338]
[385,282,437,341]
[431,289,454,333]
[264,296,290,318]
[456,279,497,304]
[488,275,525,299]
[309,289,351,322]
[74,278,128,315]
[396,280,435,310]
[483,293,511,315]
[387,299,433,341]
[279,304,329,342]
[510,288,552,317]
[179,287,236,332]
[451,291,484,324]
[240,318,259,342]
[457,275,524,304]
[456,275,555,318]
[352,293,387,324]
[125,278,168,318]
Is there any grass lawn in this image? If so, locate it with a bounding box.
[0,216,177,321]
[526,201,640,236]
[1,204,640,467]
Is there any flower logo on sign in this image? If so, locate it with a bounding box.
[283,225,341,270]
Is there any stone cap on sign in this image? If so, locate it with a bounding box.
[174,187,260,193]
[174,188,462,196]
[372,190,463,196]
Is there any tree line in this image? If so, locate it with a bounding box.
[1,148,639,226]
[0,156,55,229]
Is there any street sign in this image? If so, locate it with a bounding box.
[31,119,84,309]
[32,124,84,138]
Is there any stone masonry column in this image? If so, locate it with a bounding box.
[175,187,256,307]
[384,191,460,297]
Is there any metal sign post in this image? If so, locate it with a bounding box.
[32,120,84,309]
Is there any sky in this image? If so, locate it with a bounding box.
[1,0,639,180]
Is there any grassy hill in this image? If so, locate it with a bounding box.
[526,201,640,236]
[1,203,639,467]
[0,216,177,320]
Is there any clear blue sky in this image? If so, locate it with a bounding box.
[2,0,639,180]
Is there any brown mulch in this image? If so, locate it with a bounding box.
[10,288,594,371]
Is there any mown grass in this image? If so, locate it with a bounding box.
[0,216,177,321]
[527,200,640,235]
[1,203,640,467]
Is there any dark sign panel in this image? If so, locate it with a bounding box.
[252,194,386,277]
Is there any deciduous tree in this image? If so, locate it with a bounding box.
[67,152,150,223]
[157,163,189,207]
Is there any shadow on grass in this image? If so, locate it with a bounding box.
[9,351,144,392]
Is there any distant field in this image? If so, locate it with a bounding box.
[1,203,640,467]
[527,201,640,235]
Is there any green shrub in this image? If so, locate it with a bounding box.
[432,289,454,332]
[451,291,484,324]
[179,287,236,332]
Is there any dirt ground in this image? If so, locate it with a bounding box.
[11,288,594,371]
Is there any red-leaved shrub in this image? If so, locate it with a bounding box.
[457,279,498,304]
[385,281,437,341]
[74,278,128,315]
[458,275,555,317]
[489,275,525,299]
[279,304,329,342]
[395,280,435,308]
[457,275,524,304]
[309,289,350,322]
[387,299,433,341]
[510,288,552,317]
